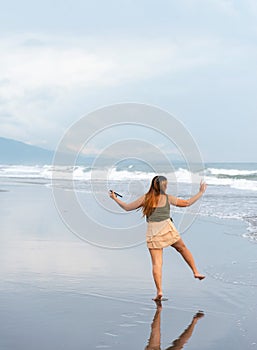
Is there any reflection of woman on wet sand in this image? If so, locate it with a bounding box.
[145,302,204,350]
[110,175,207,301]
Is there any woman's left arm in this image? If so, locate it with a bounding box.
[168,181,207,207]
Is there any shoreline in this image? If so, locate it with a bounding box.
[0,182,257,349]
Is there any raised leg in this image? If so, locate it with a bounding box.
[149,248,164,300]
[172,239,205,280]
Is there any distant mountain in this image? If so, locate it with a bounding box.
[0,137,184,166]
[0,137,102,165]
[0,137,54,165]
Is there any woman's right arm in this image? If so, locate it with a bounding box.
[109,192,145,211]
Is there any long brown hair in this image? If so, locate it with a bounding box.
[142,175,167,217]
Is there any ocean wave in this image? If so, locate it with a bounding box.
[1,163,257,245]
[206,167,257,180]
[207,167,257,176]
[203,167,257,191]
[0,164,257,192]
[0,165,48,179]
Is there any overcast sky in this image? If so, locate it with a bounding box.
[0,0,257,162]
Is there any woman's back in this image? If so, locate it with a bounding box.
[146,194,170,222]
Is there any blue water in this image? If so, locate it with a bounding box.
[1,162,257,242]
[1,163,257,349]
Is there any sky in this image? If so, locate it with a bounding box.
[0,0,257,162]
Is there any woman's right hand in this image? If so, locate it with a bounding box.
[109,190,117,200]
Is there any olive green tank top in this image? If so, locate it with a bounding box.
[146,195,170,222]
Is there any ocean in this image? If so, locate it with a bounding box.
[2,161,257,349]
[1,161,257,243]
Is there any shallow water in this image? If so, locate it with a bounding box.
[1,182,257,349]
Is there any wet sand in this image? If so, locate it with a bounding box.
[0,182,257,349]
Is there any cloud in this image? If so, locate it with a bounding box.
[0,33,221,100]
[0,32,223,145]
[0,39,111,100]
[0,28,256,150]
[208,0,239,16]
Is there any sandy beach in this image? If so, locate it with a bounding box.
[1,181,257,349]
[1,0,257,346]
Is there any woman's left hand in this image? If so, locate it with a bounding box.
[199,180,207,193]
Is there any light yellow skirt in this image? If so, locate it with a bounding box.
[146,218,181,249]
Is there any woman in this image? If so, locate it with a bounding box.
[109,175,207,301]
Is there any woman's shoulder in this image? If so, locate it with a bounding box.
[167,194,177,203]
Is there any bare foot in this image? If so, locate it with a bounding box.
[152,292,163,301]
[194,273,205,280]
[194,311,205,320]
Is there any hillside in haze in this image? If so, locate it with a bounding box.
[0,137,183,166]
[0,137,100,165]
[0,137,54,165]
